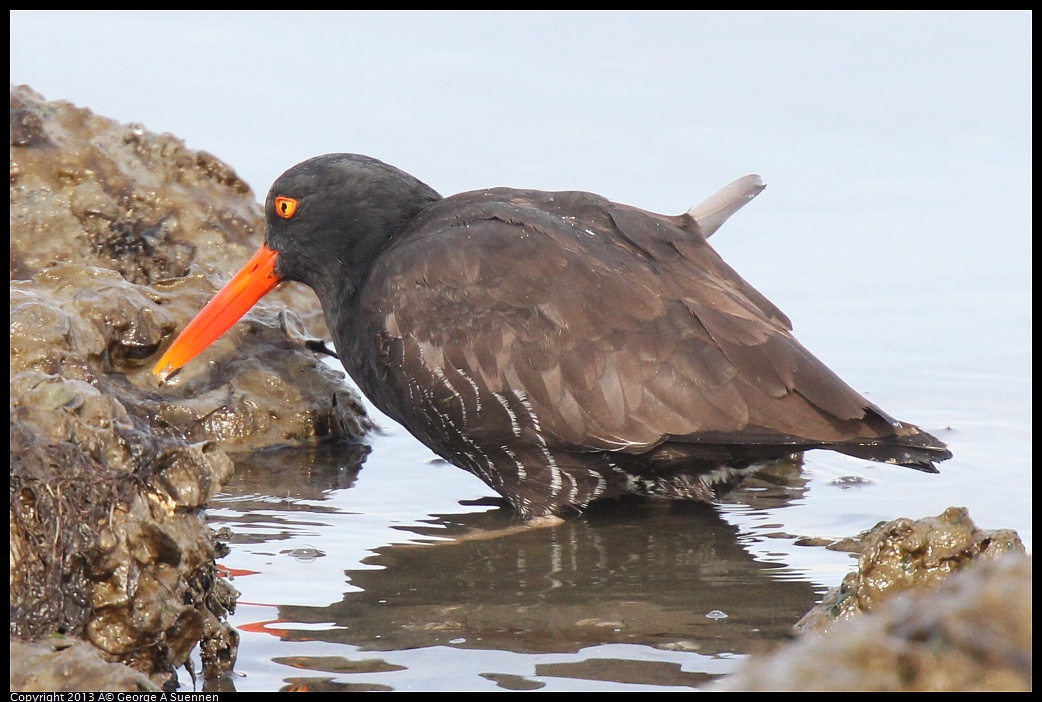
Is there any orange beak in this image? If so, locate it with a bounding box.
[153,244,281,382]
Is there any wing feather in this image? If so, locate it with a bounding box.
[357,188,888,459]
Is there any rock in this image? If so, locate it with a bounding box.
[9,85,371,690]
[10,83,327,334]
[11,263,370,451]
[797,506,1025,634]
[719,511,1030,692]
[10,637,158,692]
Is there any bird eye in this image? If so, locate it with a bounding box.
[274,196,298,219]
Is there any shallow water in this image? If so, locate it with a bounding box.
[209,401,827,691]
[11,11,1030,691]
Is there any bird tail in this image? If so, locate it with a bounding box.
[829,426,952,473]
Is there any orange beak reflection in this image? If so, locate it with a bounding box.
[153,244,281,382]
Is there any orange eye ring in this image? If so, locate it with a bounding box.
[274,196,299,219]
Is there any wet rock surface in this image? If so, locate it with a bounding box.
[720,510,1030,691]
[11,85,252,285]
[10,637,158,693]
[797,506,1025,634]
[11,263,370,451]
[10,84,328,336]
[10,86,371,690]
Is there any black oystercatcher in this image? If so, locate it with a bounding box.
[154,154,951,518]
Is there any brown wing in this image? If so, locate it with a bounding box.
[354,188,901,459]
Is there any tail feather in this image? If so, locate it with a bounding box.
[828,428,952,473]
